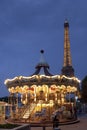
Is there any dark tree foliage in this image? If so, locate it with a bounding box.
[0,96,8,102]
[81,76,87,103]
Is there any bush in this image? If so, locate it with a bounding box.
[0,123,20,129]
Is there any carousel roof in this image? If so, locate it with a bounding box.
[32,50,53,76]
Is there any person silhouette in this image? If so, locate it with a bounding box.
[53,115,59,128]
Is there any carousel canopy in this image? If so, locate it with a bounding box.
[5,74,80,88]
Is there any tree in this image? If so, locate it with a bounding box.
[81,76,87,103]
[0,96,8,103]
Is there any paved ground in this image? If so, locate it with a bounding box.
[30,113,87,130]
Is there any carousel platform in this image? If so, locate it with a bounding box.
[29,118,80,127]
[6,117,79,127]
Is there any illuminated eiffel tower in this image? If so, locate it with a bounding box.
[61,20,74,77]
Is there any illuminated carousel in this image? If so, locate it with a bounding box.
[5,21,80,123]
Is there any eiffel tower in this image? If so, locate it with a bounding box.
[61,20,74,77]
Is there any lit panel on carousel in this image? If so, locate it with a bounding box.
[4,74,80,88]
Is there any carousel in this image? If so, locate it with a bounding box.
[4,21,80,123]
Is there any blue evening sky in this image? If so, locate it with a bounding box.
[0,0,87,96]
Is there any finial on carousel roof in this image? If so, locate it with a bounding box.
[32,50,53,76]
[64,19,69,28]
[39,49,47,65]
[40,49,44,54]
